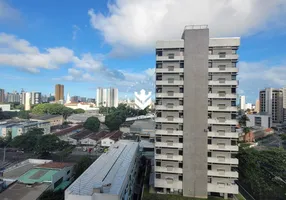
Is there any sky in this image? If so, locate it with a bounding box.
[0,0,286,102]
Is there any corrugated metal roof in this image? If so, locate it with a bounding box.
[66,140,138,196]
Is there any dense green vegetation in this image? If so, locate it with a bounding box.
[9,128,70,154]
[17,110,31,119]
[74,156,93,179]
[73,108,85,114]
[103,104,148,131]
[32,103,74,119]
[39,190,64,200]
[238,148,286,200]
[83,116,100,132]
[238,114,249,127]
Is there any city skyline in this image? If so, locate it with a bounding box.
[0,0,286,102]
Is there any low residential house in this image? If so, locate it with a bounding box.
[243,128,274,143]
[101,130,123,147]
[130,119,155,141]
[79,131,108,146]
[55,124,83,145]
[31,114,64,127]
[70,129,93,145]
[0,161,74,200]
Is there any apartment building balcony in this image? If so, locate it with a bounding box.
[208,68,238,73]
[156,80,184,85]
[208,157,239,165]
[208,119,237,125]
[156,93,184,98]
[156,68,184,73]
[208,54,239,60]
[155,129,183,136]
[208,93,237,99]
[156,55,184,61]
[208,144,239,151]
[208,132,239,139]
[208,80,238,86]
[156,117,183,123]
[207,183,238,194]
[155,179,183,190]
[155,166,183,174]
[208,170,238,178]
[208,106,238,112]
[156,105,184,111]
[155,154,183,161]
[155,142,183,148]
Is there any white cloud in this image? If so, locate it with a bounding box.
[72,25,81,40]
[0,0,20,22]
[238,61,286,100]
[88,0,286,54]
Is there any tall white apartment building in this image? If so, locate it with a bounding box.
[155,26,239,199]
[24,92,31,111]
[259,88,283,123]
[96,87,118,108]
[240,95,245,110]
[31,92,42,105]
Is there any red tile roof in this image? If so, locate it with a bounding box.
[54,124,83,136]
[38,162,74,169]
[102,130,123,141]
[87,131,109,141]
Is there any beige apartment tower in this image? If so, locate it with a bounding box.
[155,26,239,199]
[55,84,64,101]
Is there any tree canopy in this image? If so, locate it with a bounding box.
[32,103,74,119]
[10,128,69,154]
[238,148,286,200]
[83,117,100,132]
[74,108,85,114]
[18,110,31,119]
[74,156,93,179]
[103,103,149,131]
[239,114,249,127]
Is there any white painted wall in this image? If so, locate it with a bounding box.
[101,138,115,147]
[80,138,97,146]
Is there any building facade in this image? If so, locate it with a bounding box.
[240,96,245,110]
[259,88,283,123]
[31,92,42,105]
[0,89,4,103]
[96,87,118,107]
[255,99,260,113]
[55,84,64,101]
[155,26,239,199]
[24,92,31,111]
[6,91,20,103]
[246,114,272,129]
[283,87,286,122]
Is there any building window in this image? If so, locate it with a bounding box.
[232,62,236,68]
[231,75,236,80]
[208,165,212,170]
[218,65,226,70]
[156,161,161,166]
[179,138,183,143]
[156,63,162,68]
[179,100,184,105]
[231,101,236,106]
[168,53,175,59]
[232,49,237,54]
[156,75,162,80]
[179,163,183,168]
[156,137,161,142]
[179,175,183,181]
[231,88,236,94]
[180,88,184,93]
[156,173,161,179]
[208,177,212,183]
[157,112,162,117]
[179,150,183,155]
[231,126,236,132]
[219,52,226,58]
[180,63,184,68]
[231,114,237,119]
[208,62,212,68]
[156,149,161,154]
[156,50,162,56]
[231,140,237,145]
[208,152,212,157]
[208,139,212,144]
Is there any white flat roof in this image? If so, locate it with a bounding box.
[66,140,138,196]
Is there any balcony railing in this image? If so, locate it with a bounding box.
[208,119,237,125]
[208,106,238,112]
[208,80,238,86]
[208,170,238,178]
[156,68,184,73]
[156,93,183,98]
[155,142,183,148]
[208,144,239,151]
[155,154,183,161]
[155,166,183,173]
[208,68,238,73]
[208,131,239,139]
[208,54,239,60]
[156,117,184,123]
[208,157,238,165]
[156,105,183,110]
[155,129,183,136]
[207,183,238,194]
[208,93,237,99]
[156,80,184,85]
[156,55,184,61]
[155,179,182,190]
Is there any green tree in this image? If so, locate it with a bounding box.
[15,104,24,110]
[74,156,93,179]
[243,127,250,134]
[83,117,100,132]
[62,107,74,120]
[73,108,85,114]
[238,148,286,200]
[239,114,249,127]
[105,111,126,131]
[35,134,61,154]
[39,190,64,200]
[18,110,31,119]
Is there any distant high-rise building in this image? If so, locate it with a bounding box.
[87,98,95,103]
[283,87,286,122]
[71,96,80,102]
[80,97,87,102]
[155,26,239,198]
[6,91,20,103]
[55,84,64,101]
[31,92,42,105]
[96,87,118,107]
[20,89,25,105]
[260,88,283,123]
[41,95,48,103]
[24,92,31,111]
[240,95,245,110]
[255,99,260,113]
[0,89,5,103]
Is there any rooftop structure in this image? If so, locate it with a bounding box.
[65,140,139,200]
[54,124,83,136]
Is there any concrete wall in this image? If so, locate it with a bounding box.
[101,138,115,147]
[246,114,272,129]
[182,28,209,198]
[52,166,74,189]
